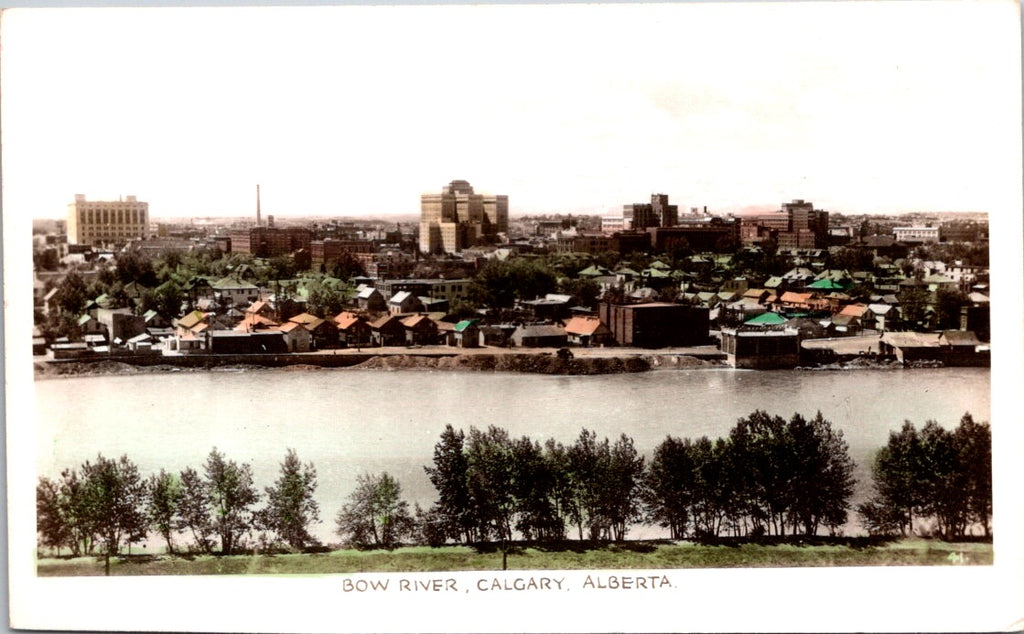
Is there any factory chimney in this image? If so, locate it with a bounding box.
[256,184,262,227]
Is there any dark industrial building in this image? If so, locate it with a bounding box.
[599,302,710,348]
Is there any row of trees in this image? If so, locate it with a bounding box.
[37,448,321,571]
[38,413,991,562]
[422,425,645,546]
[421,411,858,546]
[858,414,991,539]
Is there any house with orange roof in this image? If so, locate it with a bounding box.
[246,299,276,320]
[235,313,280,333]
[289,312,337,349]
[277,321,312,352]
[174,309,208,337]
[563,316,612,347]
[400,314,439,346]
[334,311,371,347]
[369,314,406,347]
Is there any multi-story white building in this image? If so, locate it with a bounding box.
[419,180,508,254]
[894,226,940,244]
[67,194,149,246]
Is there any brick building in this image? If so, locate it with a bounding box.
[599,302,709,348]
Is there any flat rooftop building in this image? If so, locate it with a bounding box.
[67,194,149,246]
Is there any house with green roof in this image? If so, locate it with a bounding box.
[211,276,260,307]
[453,319,481,348]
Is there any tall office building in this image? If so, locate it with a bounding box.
[622,193,679,232]
[419,180,508,254]
[739,199,830,248]
[66,194,149,246]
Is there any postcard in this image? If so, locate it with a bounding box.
[4,2,1023,632]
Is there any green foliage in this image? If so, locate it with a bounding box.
[260,449,321,551]
[54,271,89,315]
[858,414,990,539]
[934,287,966,330]
[204,448,260,555]
[79,455,150,572]
[36,476,72,554]
[643,436,697,539]
[152,281,185,320]
[335,472,415,549]
[465,426,517,543]
[510,436,563,541]
[267,256,298,281]
[327,251,367,280]
[827,247,874,272]
[468,258,558,309]
[305,284,350,318]
[559,277,601,310]
[148,470,182,555]
[177,467,215,554]
[115,251,158,286]
[423,425,474,544]
[897,287,930,329]
[643,412,855,540]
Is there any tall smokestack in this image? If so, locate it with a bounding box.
[256,184,262,227]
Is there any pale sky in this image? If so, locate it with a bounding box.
[2,2,1021,219]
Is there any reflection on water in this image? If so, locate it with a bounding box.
[35,367,990,541]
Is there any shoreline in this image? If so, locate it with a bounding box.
[34,347,730,380]
[32,349,967,380]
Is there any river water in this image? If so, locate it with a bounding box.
[35,366,990,542]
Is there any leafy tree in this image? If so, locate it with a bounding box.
[36,476,72,555]
[728,411,791,536]
[599,434,644,541]
[897,287,930,330]
[644,436,697,539]
[328,251,367,280]
[115,251,158,286]
[267,256,297,281]
[335,472,414,549]
[827,247,874,273]
[80,455,150,574]
[424,425,474,543]
[559,277,601,310]
[154,281,185,320]
[464,426,517,543]
[934,287,966,330]
[414,503,449,547]
[54,271,89,315]
[204,448,260,555]
[859,415,990,540]
[918,421,967,539]
[566,428,605,540]
[177,467,215,553]
[954,413,991,536]
[542,438,577,540]
[510,436,563,541]
[148,470,182,555]
[858,421,927,536]
[784,412,856,536]
[468,260,516,309]
[56,467,97,556]
[468,258,558,310]
[261,449,321,551]
[306,286,349,319]
[690,436,732,538]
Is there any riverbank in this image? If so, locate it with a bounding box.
[33,346,728,380]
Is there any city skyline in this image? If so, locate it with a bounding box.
[3,3,1020,222]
